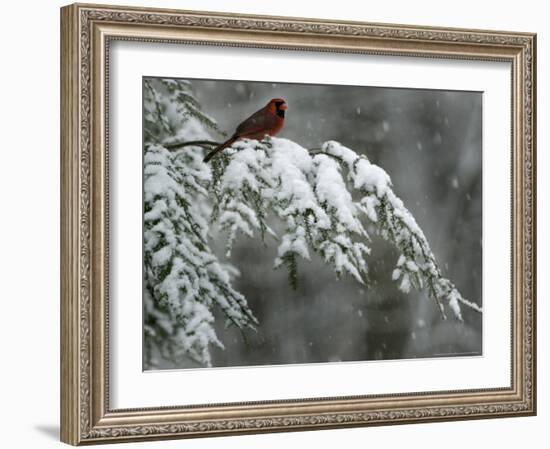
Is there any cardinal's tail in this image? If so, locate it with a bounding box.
[203,135,238,163]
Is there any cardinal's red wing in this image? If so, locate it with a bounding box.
[235,108,277,139]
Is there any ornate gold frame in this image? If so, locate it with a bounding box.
[60,3,536,445]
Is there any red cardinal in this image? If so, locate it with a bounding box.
[203,98,287,163]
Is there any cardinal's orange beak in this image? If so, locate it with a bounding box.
[279,103,288,110]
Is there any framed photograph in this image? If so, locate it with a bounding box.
[60,3,537,445]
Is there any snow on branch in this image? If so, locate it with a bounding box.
[211,137,482,321]
[144,144,258,366]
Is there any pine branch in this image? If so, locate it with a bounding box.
[212,137,482,321]
[164,139,328,154]
[164,140,220,150]
[143,78,258,368]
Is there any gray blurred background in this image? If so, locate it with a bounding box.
[161,79,482,369]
